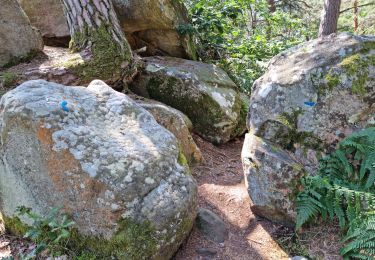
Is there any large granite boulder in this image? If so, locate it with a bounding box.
[134,97,203,165]
[19,0,70,47]
[0,80,197,259]
[113,0,197,59]
[242,33,375,225]
[0,0,43,67]
[130,56,248,144]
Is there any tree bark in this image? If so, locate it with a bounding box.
[353,0,359,32]
[266,0,276,39]
[60,0,133,82]
[318,0,342,37]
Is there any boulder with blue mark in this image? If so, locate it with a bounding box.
[242,33,375,225]
[0,79,197,259]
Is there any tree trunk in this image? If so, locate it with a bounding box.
[353,0,359,32]
[266,0,276,39]
[318,0,342,37]
[60,0,133,82]
[268,0,276,13]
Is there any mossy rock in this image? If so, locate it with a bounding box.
[244,33,375,226]
[322,51,375,97]
[2,213,194,260]
[130,56,245,144]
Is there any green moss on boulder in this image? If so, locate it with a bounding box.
[65,25,133,83]
[321,47,375,97]
[68,219,158,260]
[130,57,245,144]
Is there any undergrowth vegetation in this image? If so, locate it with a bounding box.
[180,0,375,94]
[181,0,317,94]
[296,127,375,259]
[11,206,75,259]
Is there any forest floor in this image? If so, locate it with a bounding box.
[0,47,343,260]
[174,135,343,260]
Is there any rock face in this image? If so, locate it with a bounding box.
[131,56,248,144]
[134,97,203,165]
[113,0,197,59]
[19,0,70,47]
[0,0,43,67]
[242,134,304,226]
[0,80,197,259]
[242,33,375,225]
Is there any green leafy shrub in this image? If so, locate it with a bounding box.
[296,127,375,259]
[182,0,318,93]
[16,206,75,259]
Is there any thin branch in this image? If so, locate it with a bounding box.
[340,2,375,13]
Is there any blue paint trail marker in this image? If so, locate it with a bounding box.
[61,101,69,112]
[304,101,316,107]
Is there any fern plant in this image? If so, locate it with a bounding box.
[296,127,375,259]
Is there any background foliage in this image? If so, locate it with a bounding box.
[180,0,375,94]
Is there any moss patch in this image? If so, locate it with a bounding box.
[362,41,375,53]
[3,213,160,259]
[2,215,29,236]
[341,54,369,96]
[178,148,189,168]
[0,72,19,89]
[271,108,323,152]
[68,218,159,260]
[65,24,133,83]
[2,49,39,69]
[231,95,249,138]
[319,43,375,97]
[325,73,340,91]
[146,75,239,144]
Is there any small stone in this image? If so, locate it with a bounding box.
[196,248,217,257]
[196,208,228,243]
[290,256,308,260]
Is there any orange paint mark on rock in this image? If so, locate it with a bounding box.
[35,125,119,234]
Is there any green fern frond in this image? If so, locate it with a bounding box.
[296,128,375,258]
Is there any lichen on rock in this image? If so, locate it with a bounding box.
[0,79,197,259]
[134,97,203,165]
[242,33,375,225]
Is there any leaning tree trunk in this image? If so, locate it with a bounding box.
[318,0,342,37]
[60,0,133,83]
